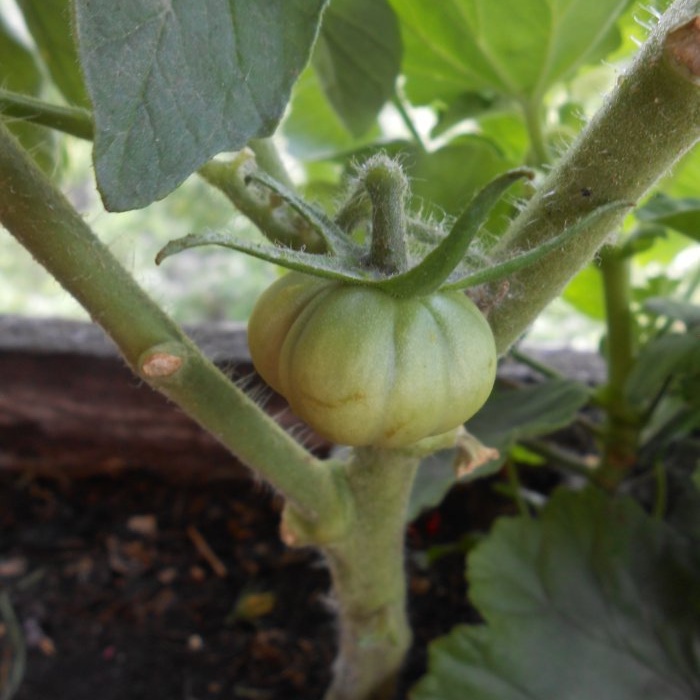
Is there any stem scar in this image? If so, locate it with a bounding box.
[666,16,700,82]
[141,351,183,378]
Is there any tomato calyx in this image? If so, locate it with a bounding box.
[156,155,631,300]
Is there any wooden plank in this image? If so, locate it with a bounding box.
[0,316,318,480]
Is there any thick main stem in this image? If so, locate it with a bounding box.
[324,450,418,700]
[489,2,700,353]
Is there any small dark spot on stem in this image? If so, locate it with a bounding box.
[581,187,592,198]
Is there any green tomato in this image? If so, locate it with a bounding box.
[247,271,497,448]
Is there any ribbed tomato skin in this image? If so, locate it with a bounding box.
[247,272,496,448]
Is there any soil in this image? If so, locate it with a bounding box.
[0,467,517,700]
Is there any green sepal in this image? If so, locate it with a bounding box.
[156,230,377,284]
[247,171,362,259]
[443,201,634,291]
[374,168,533,297]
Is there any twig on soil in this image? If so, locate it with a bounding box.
[186,526,228,578]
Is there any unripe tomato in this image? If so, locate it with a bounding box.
[248,272,496,448]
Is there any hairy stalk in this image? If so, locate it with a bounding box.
[198,157,326,252]
[489,1,700,353]
[363,156,410,274]
[285,448,419,700]
[0,88,94,140]
[598,247,639,488]
[0,121,341,523]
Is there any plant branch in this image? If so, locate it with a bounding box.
[598,246,639,487]
[509,347,563,380]
[0,88,94,140]
[489,1,700,354]
[521,438,598,480]
[0,120,341,523]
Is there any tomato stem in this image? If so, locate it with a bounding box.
[0,87,94,140]
[597,246,640,488]
[489,3,700,353]
[362,155,410,275]
[283,447,420,700]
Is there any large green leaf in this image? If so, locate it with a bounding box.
[313,0,401,136]
[16,0,90,107]
[0,17,40,95]
[389,0,632,105]
[74,0,327,211]
[412,488,700,700]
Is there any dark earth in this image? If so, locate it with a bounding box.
[0,467,520,700]
[0,318,588,700]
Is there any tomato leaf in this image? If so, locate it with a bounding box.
[412,488,700,700]
[390,0,632,105]
[624,333,700,409]
[635,194,700,242]
[283,66,381,160]
[408,379,590,519]
[407,135,512,216]
[644,297,700,328]
[74,0,327,211]
[16,0,90,107]
[562,263,606,319]
[313,0,401,136]
[467,379,590,454]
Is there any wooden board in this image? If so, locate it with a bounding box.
[0,316,307,480]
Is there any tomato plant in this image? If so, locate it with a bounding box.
[0,1,699,700]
